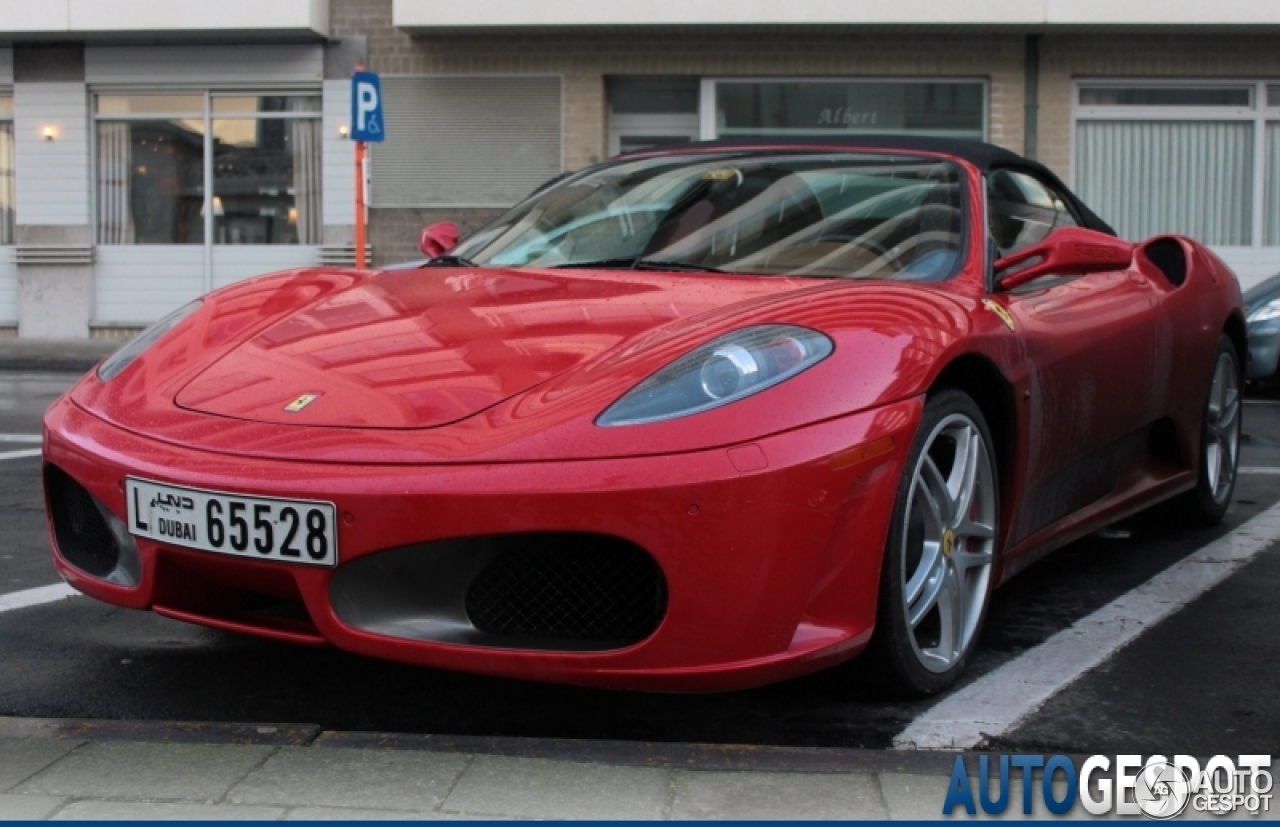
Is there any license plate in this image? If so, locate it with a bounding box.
[125,478,338,566]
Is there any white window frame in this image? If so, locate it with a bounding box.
[698,77,990,142]
[90,87,322,292]
[1070,78,1279,252]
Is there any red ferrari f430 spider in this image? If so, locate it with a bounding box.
[44,138,1244,695]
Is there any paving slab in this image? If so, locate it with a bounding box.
[51,801,285,820]
[10,742,275,803]
[228,745,468,811]
[0,794,66,820]
[0,739,83,793]
[283,806,425,820]
[442,755,669,819]
[671,770,889,820]
[282,806,494,820]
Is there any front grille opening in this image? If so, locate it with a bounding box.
[153,551,316,627]
[465,534,667,647]
[45,464,139,585]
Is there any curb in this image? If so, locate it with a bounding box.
[0,716,966,775]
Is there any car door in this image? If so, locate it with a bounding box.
[987,169,1165,541]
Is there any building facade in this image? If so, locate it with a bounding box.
[1,0,1278,337]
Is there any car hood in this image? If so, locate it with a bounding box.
[174,266,808,429]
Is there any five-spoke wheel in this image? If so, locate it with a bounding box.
[1179,335,1243,525]
[875,388,999,695]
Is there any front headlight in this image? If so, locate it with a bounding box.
[97,300,203,382]
[1248,299,1280,324]
[597,325,833,426]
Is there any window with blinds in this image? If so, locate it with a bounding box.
[371,76,563,208]
[1074,82,1278,249]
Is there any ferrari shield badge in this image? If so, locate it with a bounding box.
[284,393,320,412]
[982,299,1016,332]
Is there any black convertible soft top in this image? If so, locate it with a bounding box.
[618,136,1116,237]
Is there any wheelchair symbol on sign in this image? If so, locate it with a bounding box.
[351,72,386,143]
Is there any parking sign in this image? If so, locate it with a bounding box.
[351,70,385,143]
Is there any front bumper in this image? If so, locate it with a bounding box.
[44,396,919,691]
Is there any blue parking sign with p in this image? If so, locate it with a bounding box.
[351,71,385,143]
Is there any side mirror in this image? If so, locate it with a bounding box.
[419,221,459,259]
[994,227,1134,291]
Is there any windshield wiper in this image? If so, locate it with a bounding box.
[551,257,641,270]
[633,259,727,274]
[422,254,478,267]
[551,257,727,274]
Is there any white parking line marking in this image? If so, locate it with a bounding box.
[0,434,41,444]
[0,583,79,614]
[1240,467,1280,475]
[0,449,41,461]
[893,498,1280,750]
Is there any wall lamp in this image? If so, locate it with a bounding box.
[338,125,350,138]
[42,126,56,141]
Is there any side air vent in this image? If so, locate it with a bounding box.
[44,464,141,586]
[1141,237,1187,286]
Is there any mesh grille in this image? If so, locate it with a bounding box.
[465,534,667,646]
[45,465,120,577]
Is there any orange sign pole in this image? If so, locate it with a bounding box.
[354,140,367,269]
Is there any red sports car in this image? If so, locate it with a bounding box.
[43,138,1244,695]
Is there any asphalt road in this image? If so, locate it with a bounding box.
[2,370,1279,753]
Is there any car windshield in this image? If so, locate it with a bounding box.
[450,152,967,281]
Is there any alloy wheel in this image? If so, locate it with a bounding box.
[1204,351,1241,506]
[900,413,997,674]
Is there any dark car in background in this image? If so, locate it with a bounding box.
[1245,274,1280,387]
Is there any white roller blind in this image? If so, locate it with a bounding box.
[1075,120,1254,245]
[372,76,562,207]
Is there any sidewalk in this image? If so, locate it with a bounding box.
[0,717,984,820]
[0,340,120,374]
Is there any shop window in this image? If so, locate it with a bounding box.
[0,95,12,245]
[712,80,985,141]
[94,92,321,245]
[607,77,700,156]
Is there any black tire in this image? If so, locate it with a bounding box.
[871,388,1000,697]
[1176,335,1242,526]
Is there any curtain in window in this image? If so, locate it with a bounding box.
[1075,120,1254,246]
[289,99,321,245]
[1267,124,1280,247]
[97,122,135,244]
[0,123,14,245]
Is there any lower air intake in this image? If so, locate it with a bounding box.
[465,534,667,647]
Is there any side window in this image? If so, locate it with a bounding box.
[987,170,1078,255]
